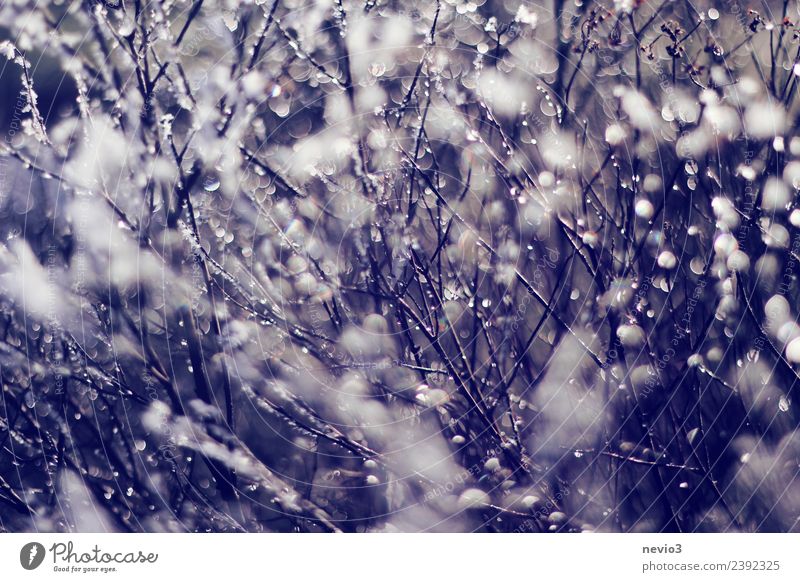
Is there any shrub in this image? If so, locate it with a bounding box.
[0,0,798,532]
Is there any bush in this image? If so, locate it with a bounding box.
[0,0,799,532]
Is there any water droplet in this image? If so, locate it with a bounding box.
[779,395,791,412]
[203,176,220,192]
